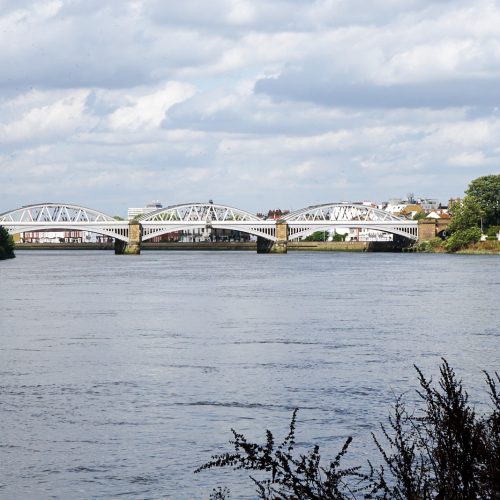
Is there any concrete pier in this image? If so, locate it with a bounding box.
[115,220,141,255]
[257,221,288,253]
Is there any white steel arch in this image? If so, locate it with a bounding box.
[284,203,418,241]
[139,202,263,223]
[139,202,277,242]
[0,203,130,242]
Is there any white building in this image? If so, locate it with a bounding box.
[127,201,163,220]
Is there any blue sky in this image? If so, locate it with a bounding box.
[1,0,499,216]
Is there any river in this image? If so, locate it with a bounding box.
[0,250,498,498]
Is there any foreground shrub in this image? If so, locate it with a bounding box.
[372,360,499,499]
[196,360,499,499]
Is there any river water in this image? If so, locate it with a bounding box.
[0,250,498,498]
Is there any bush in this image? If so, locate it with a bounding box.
[415,240,432,252]
[443,227,481,252]
[486,226,500,239]
[196,360,499,499]
[372,360,499,499]
[429,237,443,249]
[415,237,443,252]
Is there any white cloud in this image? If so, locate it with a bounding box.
[1,0,499,214]
[448,151,493,167]
[108,82,196,131]
[0,90,93,143]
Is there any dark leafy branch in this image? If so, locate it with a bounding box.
[196,360,499,499]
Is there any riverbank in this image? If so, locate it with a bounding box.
[413,240,500,254]
[15,240,500,253]
[455,241,500,254]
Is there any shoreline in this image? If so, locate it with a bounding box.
[12,240,500,254]
[14,241,369,252]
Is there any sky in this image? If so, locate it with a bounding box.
[0,0,499,216]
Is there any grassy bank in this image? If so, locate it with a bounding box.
[288,241,368,251]
[415,239,500,254]
[456,240,500,254]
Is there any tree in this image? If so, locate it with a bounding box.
[413,212,427,220]
[0,225,15,259]
[465,174,500,228]
[332,232,347,242]
[303,231,327,242]
[447,196,483,233]
[443,196,483,251]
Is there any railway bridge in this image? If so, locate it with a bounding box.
[0,202,420,254]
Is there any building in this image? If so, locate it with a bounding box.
[256,209,291,220]
[19,230,110,243]
[127,200,163,220]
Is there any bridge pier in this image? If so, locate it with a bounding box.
[257,221,288,253]
[115,220,142,255]
[417,219,437,242]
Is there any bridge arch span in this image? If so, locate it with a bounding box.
[139,202,277,242]
[0,203,130,242]
[0,203,116,223]
[138,202,263,223]
[284,203,418,241]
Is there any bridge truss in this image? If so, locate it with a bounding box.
[0,203,130,242]
[0,201,419,246]
[284,203,418,241]
[139,203,277,241]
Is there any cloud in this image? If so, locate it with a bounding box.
[108,82,196,131]
[1,0,499,216]
[0,89,94,144]
[255,77,500,109]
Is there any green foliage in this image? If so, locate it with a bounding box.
[414,237,443,253]
[447,196,483,234]
[196,360,499,499]
[444,196,483,252]
[0,225,15,259]
[412,212,426,220]
[303,231,327,242]
[443,226,482,252]
[429,236,444,248]
[465,174,500,228]
[332,232,347,242]
[303,232,346,242]
[113,215,125,221]
[486,225,500,239]
[415,240,432,252]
